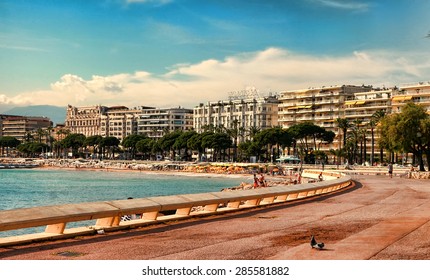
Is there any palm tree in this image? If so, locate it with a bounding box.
[349,119,363,164]
[247,126,261,141]
[371,110,386,164]
[36,128,45,143]
[46,126,53,156]
[335,118,350,150]
[226,119,240,161]
[368,118,377,165]
[330,148,346,169]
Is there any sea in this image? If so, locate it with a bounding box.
[0,168,247,237]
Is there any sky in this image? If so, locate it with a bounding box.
[1,0,430,111]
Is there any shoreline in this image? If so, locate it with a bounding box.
[27,158,298,189]
[37,164,254,180]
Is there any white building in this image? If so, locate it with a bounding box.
[65,105,106,137]
[137,107,194,139]
[193,90,279,141]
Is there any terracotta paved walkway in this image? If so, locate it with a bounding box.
[1,175,430,260]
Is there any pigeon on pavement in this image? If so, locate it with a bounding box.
[310,235,325,249]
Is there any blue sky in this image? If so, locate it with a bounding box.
[1,0,430,109]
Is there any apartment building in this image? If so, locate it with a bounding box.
[277,85,372,157]
[394,82,430,113]
[344,88,393,124]
[66,105,193,141]
[137,107,194,139]
[278,85,372,128]
[193,92,279,141]
[100,106,141,141]
[0,115,52,142]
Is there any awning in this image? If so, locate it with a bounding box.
[297,105,312,109]
[392,96,404,101]
[392,95,412,101]
[355,100,366,105]
[344,100,357,105]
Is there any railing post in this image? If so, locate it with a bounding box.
[141,211,159,221]
[227,201,241,209]
[244,199,260,206]
[45,223,66,234]
[204,204,219,212]
[176,207,192,216]
[274,195,287,202]
[96,216,116,227]
[261,196,275,204]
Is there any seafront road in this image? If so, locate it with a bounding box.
[1,175,430,260]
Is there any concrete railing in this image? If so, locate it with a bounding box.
[0,170,352,247]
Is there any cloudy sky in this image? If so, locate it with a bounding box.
[1,0,429,111]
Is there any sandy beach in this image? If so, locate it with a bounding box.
[4,158,300,190]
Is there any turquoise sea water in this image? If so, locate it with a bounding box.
[0,169,245,211]
[0,169,246,237]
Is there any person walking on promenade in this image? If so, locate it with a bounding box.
[388,163,393,178]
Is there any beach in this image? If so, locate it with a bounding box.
[1,157,301,189]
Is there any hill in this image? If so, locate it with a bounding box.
[2,105,66,125]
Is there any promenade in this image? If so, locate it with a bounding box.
[1,174,430,260]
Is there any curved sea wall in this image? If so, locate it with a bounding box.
[0,169,352,247]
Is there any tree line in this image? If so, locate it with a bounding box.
[1,103,429,170]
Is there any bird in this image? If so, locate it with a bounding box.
[310,235,325,250]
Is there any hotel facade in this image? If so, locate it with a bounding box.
[193,91,279,142]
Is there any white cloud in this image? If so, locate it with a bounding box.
[1,47,429,110]
[311,0,369,11]
[125,0,172,6]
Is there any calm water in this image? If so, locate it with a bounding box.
[0,169,245,210]
[0,169,245,237]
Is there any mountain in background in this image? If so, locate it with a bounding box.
[2,105,66,125]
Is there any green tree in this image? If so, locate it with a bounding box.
[173,130,197,161]
[287,122,333,163]
[226,119,241,162]
[346,119,363,164]
[159,130,182,160]
[84,135,103,159]
[330,148,346,169]
[61,133,86,158]
[0,136,21,157]
[201,132,232,161]
[121,134,147,159]
[335,118,350,150]
[379,103,428,171]
[187,132,205,161]
[136,138,156,160]
[238,140,265,161]
[99,136,120,159]
[371,110,386,164]
[247,126,261,141]
[16,142,48,157]
[253,127,292,163]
